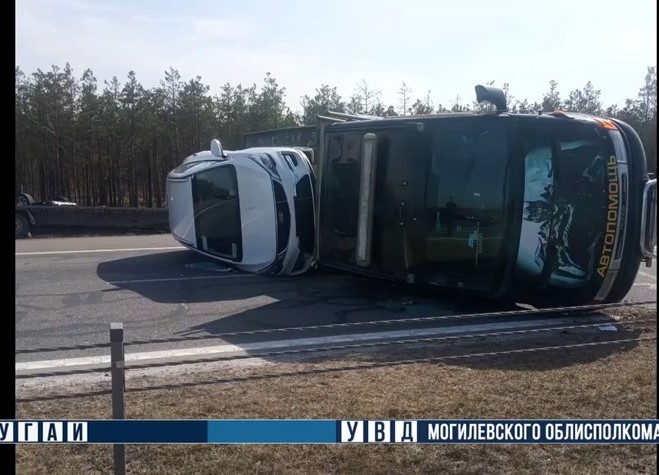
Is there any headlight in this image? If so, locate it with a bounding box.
[249,154,281,180]
[609,130,627,164]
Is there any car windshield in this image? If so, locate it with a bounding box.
[192,164,243,261]
[516,124,609,288]
[415,119,511,291]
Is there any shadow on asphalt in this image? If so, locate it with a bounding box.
[96,250,517,324]
[96,250,639,369]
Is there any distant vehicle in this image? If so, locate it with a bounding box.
[15,193,77,207]
[244,85,657,306]
[14,192,169,239]
[15,193,77,238]
[166,140,316,275]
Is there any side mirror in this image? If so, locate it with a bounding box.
[210,139,227,158]
[475,85,507,113]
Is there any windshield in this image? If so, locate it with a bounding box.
[416,119,511,291]
[516,124,609,288]
[192,164,243,261]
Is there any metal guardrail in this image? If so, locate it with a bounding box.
[15,204,169,238]
[15,300,657,355]
[14,316,657,380]
[15,314,656,392]
[15,301,657,379]
[110,323,126,475]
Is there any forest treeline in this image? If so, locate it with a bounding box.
[15,65,656,206]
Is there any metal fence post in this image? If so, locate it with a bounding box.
[110,322,126,475]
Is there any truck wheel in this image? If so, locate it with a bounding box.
[15,213,30,239]
[15,193,34,206]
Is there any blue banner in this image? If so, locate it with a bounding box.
[2,419,658,444]
[208,420,337,443]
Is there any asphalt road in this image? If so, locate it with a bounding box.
[15,235,656,364]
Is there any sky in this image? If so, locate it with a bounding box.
[16,0,657,114]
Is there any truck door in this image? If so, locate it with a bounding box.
[318,125,428,279]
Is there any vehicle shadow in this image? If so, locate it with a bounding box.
[95,249,517,326]
[96,250,642,370]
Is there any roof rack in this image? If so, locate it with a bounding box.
[326,110,379,121]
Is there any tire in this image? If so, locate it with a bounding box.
[15,213,30,239]
[15,193,34,206]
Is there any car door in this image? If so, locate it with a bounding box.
[318,124,428,280]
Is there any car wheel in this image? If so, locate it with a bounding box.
[16,213,30,239]
[15,193,34,206]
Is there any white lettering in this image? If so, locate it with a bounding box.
[513,424,524,439]
[545,423,554,440]
[477,423,487,439]
[457,424,468,439]
[640,424,653,441]
[631,423,640,440]
[592,423,603,440]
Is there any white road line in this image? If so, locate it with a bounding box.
[632,283,656,289]
[15,316,605,372]
[16,246,185,256]
[108,274,256,284]
[637,270,657,281]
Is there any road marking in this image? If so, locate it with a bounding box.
[633,283,656,289]
[637,270,657,281]
[16,246,185,256]
[108,274,257,284]
[16,315,609,372]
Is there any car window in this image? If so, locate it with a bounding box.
[192,165,242,261]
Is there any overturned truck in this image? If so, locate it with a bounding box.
[167,85,656,307]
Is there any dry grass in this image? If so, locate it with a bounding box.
[16,310,658,475]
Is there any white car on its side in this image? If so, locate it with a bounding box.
[166,139,316,275]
